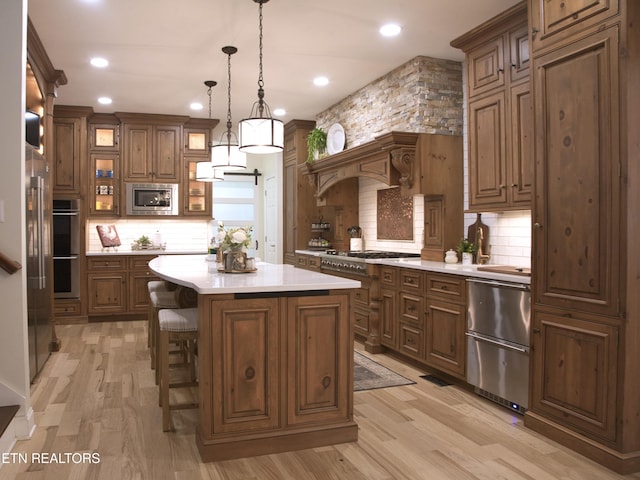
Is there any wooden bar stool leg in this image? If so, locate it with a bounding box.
[159,329,170,430]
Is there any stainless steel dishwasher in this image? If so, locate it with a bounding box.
[466,277,531,413]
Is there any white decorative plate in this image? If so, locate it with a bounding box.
[326,123,345,155]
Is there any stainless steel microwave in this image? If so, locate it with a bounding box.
[125,183,178,216]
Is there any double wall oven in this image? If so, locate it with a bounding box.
[52,199,81,299]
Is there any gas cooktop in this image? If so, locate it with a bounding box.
[324,250,420,259]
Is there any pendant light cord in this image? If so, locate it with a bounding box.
[226,50,233,144]
[257,0,265,116]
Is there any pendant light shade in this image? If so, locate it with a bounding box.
[212,46,246,170]
[196,161,224,182]
[238,0,284,154]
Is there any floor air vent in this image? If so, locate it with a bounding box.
[474,388,526,415]
[420,374,451,387]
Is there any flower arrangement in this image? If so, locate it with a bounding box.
[216,222,253,252]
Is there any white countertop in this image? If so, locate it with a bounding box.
[372,258,531,284]
[149,254,361,295]
[87,249,206,256]
[294,250,531,284]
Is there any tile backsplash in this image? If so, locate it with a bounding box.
[358,177,532,267]
[87,218,210,253]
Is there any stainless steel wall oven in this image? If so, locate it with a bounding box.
[52,199,80,299]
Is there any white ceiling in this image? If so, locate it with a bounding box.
[28,0,521,138]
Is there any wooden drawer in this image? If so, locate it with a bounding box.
[87,256,126,271]
[400,269,423,291]
[128,255,157,270]
[380,266,397,286]
[54,299,81,316]
[399,322,424,360]
[399,293,424,328]
[353,287,370,306]
[296,255,308,268]
[426,273,466,304]
[353,307,370,336]
[307,256,321,271]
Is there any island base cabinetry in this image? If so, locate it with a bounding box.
[196,292,357,462]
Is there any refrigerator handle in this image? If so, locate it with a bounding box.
[31,176,46,290]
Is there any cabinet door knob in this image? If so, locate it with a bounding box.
[511,183,518,187]
[533,328,540,334]
[534,222,543,229]
[497,67,504,73]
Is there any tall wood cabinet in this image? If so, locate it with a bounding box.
[525,0,640,474]
[52,106,92,196]
[451,1,533,211]
[283,120,317,265]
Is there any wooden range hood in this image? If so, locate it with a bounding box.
[305,131,420,200]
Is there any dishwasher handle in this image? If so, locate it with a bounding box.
[465,331,529,354]
[466,277,530,291]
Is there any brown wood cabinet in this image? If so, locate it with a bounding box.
[451,1,532,211]
[283,120,317,265]
[182,118,217,217]
[398,269,425,361]
[525,0,640,473]
[51,106,92,196]
[424,273,467,379]
[197,291,356,461]
[119,114,186,182]
[86,255,159,317]
[379,266,398,349]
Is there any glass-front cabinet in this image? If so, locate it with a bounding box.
[184,156,212,216]
[91,153,120,215]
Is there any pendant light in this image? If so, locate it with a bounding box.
[196,80,224,182]
[238,0,284,154]
[211,46,246,170]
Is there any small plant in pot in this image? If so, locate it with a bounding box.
[306,127,327,163]
[457,238,477,265]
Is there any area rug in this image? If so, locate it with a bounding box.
[354,351,415,391]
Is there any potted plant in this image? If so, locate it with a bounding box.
[306,127,327,163]
[457,238,477,265]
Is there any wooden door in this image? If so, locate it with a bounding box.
[154,125,181,181]
[466,36,505,97]
[425,299,466,379]
[209,297,280,434]
[123,124,153,181]
[530,0,619,49]
[52,117,81,194]
[468,91,507,210]
[533,27,620,316]
[283,161,296,265]
[87,273,126,314]
[286,294,351,426]
[530,310,618,441]
[380,288,397,348]
[509,81,533,205]
[508,23,530,83]
[128,271,159,312]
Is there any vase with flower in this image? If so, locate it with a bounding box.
[216,222,256,272]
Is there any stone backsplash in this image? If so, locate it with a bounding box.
[315,56,463,147]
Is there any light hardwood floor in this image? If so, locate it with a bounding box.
[1,320,638,480]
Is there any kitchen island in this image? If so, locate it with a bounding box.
[148,255,361,462]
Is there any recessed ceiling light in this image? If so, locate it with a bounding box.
[190,102,204,111]
[313,76,329,87]
[90,57,109,68]
[379,23,401,37]
[273,108,286,116]
[98,97,112,105]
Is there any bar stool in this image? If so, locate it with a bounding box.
[158,307,198,431]
[149,289,180,376]
[147,280,171,348]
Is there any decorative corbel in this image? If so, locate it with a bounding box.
[390,147,415,189]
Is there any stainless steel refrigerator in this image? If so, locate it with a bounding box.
[25,145,52,381]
